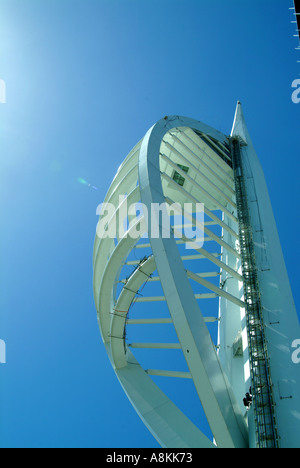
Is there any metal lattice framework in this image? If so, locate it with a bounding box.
[231,137,279,448]
[93,115,250,448]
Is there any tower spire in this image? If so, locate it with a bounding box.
[231,101,252,146]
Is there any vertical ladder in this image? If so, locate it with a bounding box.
[231,137,279,448]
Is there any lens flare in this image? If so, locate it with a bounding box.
[77,177,98,190]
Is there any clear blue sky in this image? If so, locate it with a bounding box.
[0,0,299,448]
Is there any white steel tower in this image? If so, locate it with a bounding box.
[93,103,300,448]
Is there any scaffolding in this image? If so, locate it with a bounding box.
[231,137,280,448]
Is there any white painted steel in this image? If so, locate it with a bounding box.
[138,117,247,448]
[231,102,300,448]
[94,111,287,448]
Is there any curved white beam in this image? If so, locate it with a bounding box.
[116,352,216,448]
[138,116,248,448]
